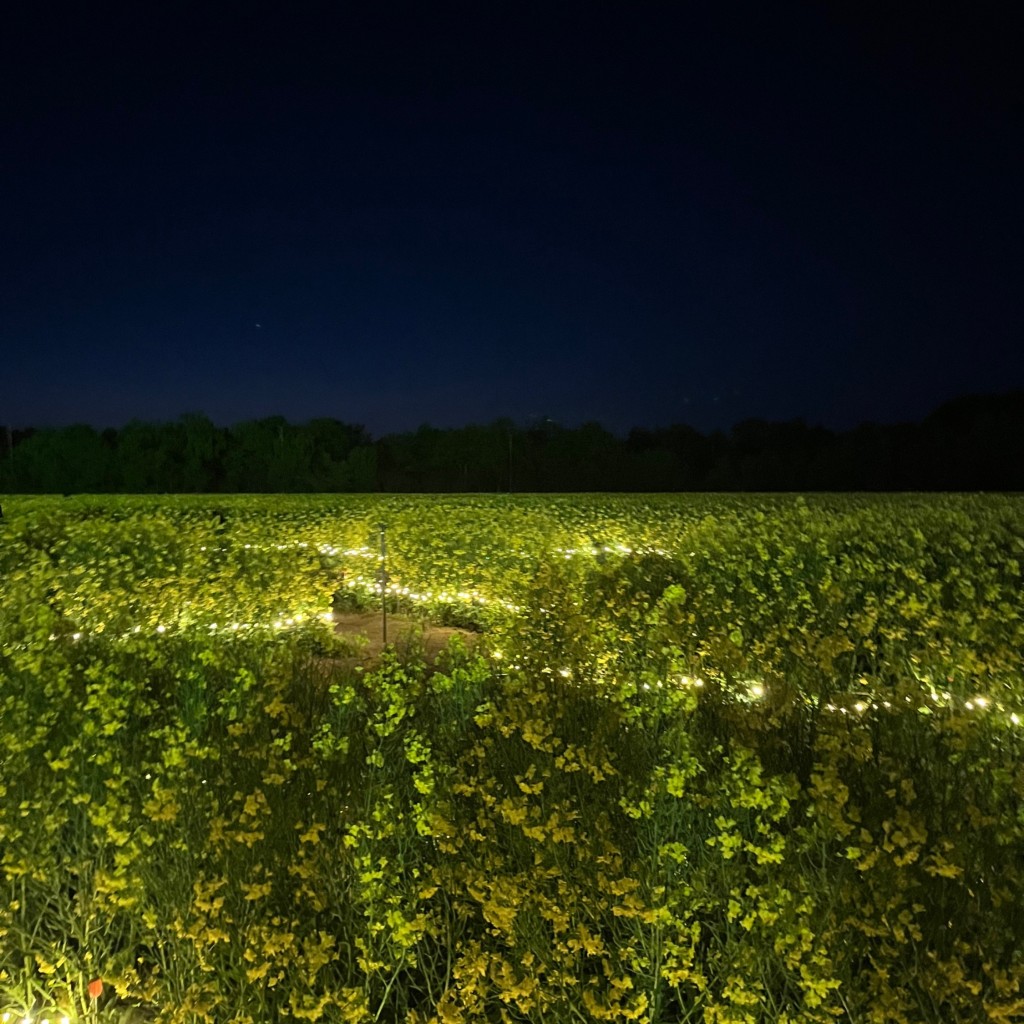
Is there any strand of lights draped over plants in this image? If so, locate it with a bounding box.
[24,538,1022,728]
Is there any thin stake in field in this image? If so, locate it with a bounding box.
[377,522,388,645]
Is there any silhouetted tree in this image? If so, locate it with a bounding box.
[179,413,227,491]
[115,420,184,491]
[305,419,369,490]
[3,392,1021,493]
[4,425,111,492]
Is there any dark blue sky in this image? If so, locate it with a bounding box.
[2,3,1021,436]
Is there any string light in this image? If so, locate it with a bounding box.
[29,535,1017,724]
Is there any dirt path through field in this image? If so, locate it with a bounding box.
[330,611,479,668]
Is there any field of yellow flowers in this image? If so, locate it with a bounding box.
[1,494,1023,1023]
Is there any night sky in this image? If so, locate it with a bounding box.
[3,4,1021,436]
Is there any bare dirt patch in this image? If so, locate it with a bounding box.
[329,611,479,670]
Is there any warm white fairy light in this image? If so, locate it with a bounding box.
[34,535,1019,730]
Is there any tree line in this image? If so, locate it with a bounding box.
[1,392,1022,493]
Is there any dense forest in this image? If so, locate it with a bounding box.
[2,392,1022,493]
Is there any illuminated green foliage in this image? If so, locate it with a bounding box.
[0,494,1022,1022]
